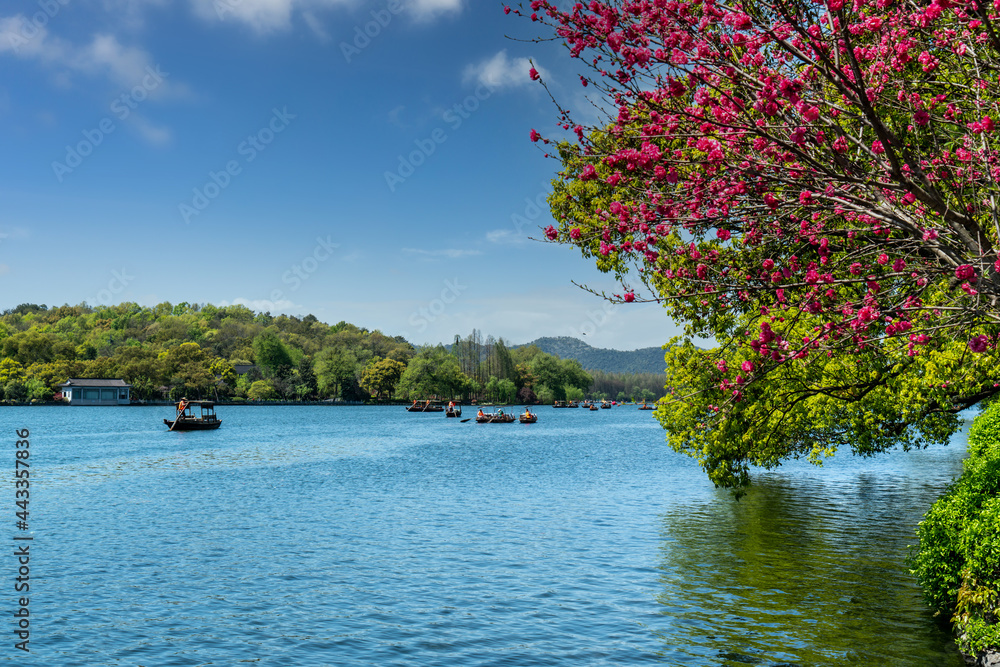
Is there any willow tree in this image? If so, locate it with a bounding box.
[513,0,1000,488]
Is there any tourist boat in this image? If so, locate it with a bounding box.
[638,402,655,410]
[475,410,515,423]
[164,400,222,430]
[406,400,444,412]
[445,402,462,418]
[589,404,599,411]
[519,409,537,424]
[567,401,580,408]
[601,400,612,409]
[552,401,567,408]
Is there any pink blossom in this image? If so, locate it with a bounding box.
[569,227,582,240]
[530,129,541,142]
[877,254,889,265]
[740,360,754,373]
[892,259,906,272]
[956,264,976,280]
[579,165,597,181]
[716,229,731,241]
[762,259,775,271]
[914,110,930,126]
[872,140,886,155]
[529,67,540,81]
[715,360,728,373]
[544,225,558,241]
[969,336,989,353]
[623,292,635,303]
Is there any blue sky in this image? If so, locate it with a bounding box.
[0,0,681,350]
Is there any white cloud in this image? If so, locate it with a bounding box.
[302,10,330,41]
[190,0,462,34]
[408,0,463,21]
[126,113,173,146]
[0,21,183,100]
[463,49,543,90]
[485,229,527,245]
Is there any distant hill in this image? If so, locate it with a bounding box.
[519,337,665,374]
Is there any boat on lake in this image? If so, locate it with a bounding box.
[445,402,462,418]
[638,402,655,410]
[519,408,537,424]
[476,409,515,423]
[164,400,222,430]
[552,401,567,408]
[566,401,580,408]
[600,400,611,409]
[407,400,444,412]
[589,404,599,411]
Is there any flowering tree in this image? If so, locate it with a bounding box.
[513,0,1000,488]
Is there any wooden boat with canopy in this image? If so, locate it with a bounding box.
[407,400,444,412]
[475,409,515,423]
[164,400,222,430]
[518,408,537,424]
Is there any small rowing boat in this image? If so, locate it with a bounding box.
[164,400,222,431]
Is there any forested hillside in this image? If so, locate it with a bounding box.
[521,337,666,374]
[0,303,652,403]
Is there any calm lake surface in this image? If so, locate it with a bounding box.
[1,405,969,666]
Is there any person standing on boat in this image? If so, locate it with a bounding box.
[176,398,189,422]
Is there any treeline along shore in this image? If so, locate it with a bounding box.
[0,302,666,405]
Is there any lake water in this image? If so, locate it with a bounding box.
[1,405,969,666]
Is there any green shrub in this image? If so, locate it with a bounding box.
[912,401,1000,656]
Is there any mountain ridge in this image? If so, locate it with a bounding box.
[517,336,665,374]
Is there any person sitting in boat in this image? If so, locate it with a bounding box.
[177,398,189,415]
[478,409,484,418]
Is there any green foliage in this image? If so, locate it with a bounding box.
[247,380,277,401]
[252,331,294,377]
[912,402,1000,655]
[359,357,406,401]
[0,303,414,402]
[398,346,471,400]
[314,347,359,399]
[658,322,974,489]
